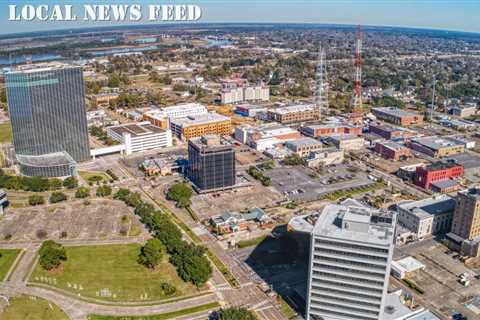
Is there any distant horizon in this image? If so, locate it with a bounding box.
[0,1,479,36]
[1,21,479,40]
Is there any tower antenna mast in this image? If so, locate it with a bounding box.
[315,45,328,121]
[352,25,363,113]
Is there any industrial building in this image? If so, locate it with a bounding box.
[285,138,323,157]
[267,104,317,124]
[413,161,464,190]
[5,64,90,177]
[170,113,232,141]
[368,124,416,140]
[374,141,412,161]
[408,136,465,158]
[234,104,268,117]
[107,122,172,155]
[234,123,301,151]
[306,148,345,167]
[301,124,362,138]
[187,135,236,193]
[327,135,365,151]
[306,204,396,320]
[371,107,424,126]
[396,195,456,240]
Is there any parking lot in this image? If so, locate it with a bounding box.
[0,199,147,242]
[395,240,480,319]
[264,165,374,202]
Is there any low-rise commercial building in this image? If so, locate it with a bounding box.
[107,122,172,155]
[267,104,317,124]
[285,138,323,157]
[234,124,301,151]
[306,148,344,167]
[409,136,465,158]
[170,113,232,141]
[369,124,416,140]
[301,123,362,138]
[449,105,477,118]
[374,141,412,161]
[372,107,424,126]
[413,161,464,190]
[327,134,365,151]
[234,104,268,117]
[92,92,119,106]
[397,195,456,240]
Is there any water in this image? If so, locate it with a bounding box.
[0,53,63,66]
[86,45,159,57]
[206,39,233,48]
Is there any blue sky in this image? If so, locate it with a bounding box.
[1,0,479,35]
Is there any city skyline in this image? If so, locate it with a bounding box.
[0,0,479,35]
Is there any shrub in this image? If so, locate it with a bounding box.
[160,282,176,296]
[215,307,257,320]
[39,240,67,270]
[96,185,112,197]
[75,187,90,199]
[63,177,78,189]
[49,192,67,204]
[28,195,45,206]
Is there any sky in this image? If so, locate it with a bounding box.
[0,0,479,35]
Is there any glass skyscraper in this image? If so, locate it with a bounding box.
[5,65,90,177]
[188,135,236,193]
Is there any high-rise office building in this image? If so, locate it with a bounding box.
[187,135,235,193]
[306,204,396,320]
[5,65,90,177]
[452,188,480,240]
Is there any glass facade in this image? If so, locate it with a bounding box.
[6,66,90,176]
[187,141,235,193]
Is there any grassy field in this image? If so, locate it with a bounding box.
[30,244,200,302]
[0,249,21,281]
[0,295,68,320]
[78,171,111,183]
[237,235,268,249]
[87,302,220,320]
[0,122,12,144]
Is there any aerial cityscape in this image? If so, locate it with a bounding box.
[0,1,479,320]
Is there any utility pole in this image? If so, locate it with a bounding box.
[352,25,363,113]
[315,46,328,121]
[431,75,436,122]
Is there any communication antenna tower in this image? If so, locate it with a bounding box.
[315,46,328,120]
[352,25,363,112]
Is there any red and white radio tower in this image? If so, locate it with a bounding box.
[352,25,363,112]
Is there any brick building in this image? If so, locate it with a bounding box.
[301,124,362,138]
[414,161,464,190]
[372,107,424,126]
[267,104,317,124]
[374,141,412,161]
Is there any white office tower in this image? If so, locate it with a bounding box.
[306,204,396,320]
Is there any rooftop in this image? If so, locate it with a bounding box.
[170,113,230,127]
[286,137,322,148]
[270,104,315,114]
[312,204,396,246]
[411,136,464,151]
[398,195,456,220]
[16,151,76,167]
[108,122,165,137]
[378,141,408,151]
[424,160,461,171]
[372,107,420,118]
[8,62,77,74]
[329,134,364,142]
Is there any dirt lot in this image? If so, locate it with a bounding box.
[0,199,147,242]
[396,240,480,319]
[190,184,284,220]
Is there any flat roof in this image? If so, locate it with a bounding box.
[286,137,322,148]
[270,104,315,114]
[108,122,165,137]
[398,195,456,219]
[372,107,420,118]
[312,204,395,246]
[411,136,464,151]
[8,63,77,74]
[170,113,230,127]
[431,179,458,189]
[329,134,364,142]
[378,141,408,151]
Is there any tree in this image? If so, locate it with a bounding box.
[96,185,112,197]
[166,183,193,208]
[169,242,212,287]
[49,192,67,204]
[138,238,165,269]
[28,195,45,206]
[216,307,257,320]
[63,177,78,189]
[39,240,67,270]
[75,187,90,199]
[114,188,131,202]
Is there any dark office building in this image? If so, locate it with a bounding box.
[187,135,236,193]
[5,65,90,177]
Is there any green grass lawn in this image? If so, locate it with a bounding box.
[87,302,220,320]
[0,249,21,281]
[0,295,68,320]
[78,171,111,183]
[0,122,12,144]
[30,244,200,302]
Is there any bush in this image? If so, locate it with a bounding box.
[49,178,63,190]
[50,192,67,204]
[166,183,193,208]
[160,282,176,296]
[138,238,165,269]
[39,240,67,271]
[75,187,90,199]
[96,185,112,197]
[215,307,257,320]
[63,177,78,189]
[36,229,48,239]
[282,154,306,166]
[28,195,45,206]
